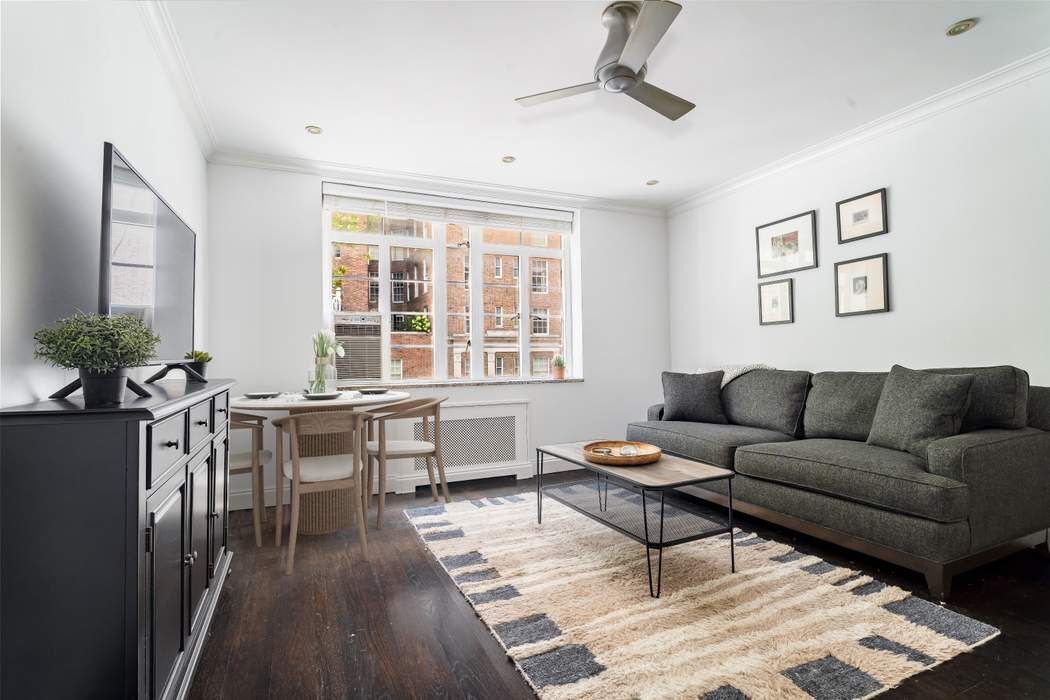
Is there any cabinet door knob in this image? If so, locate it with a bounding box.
[210,511,220,519]
[195,420,209,426]
[183,553,194,566]
[164,439,180,449]
[216,408,227,414]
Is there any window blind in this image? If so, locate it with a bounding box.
[322,182,574,234]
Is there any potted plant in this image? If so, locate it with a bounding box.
[184,349,213,379]
[552,355,566,380]
[34,312,160,406]
[310,330,345,394]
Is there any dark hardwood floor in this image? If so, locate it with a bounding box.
[191,471,1050,699]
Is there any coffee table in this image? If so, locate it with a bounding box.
[536,442,735,597]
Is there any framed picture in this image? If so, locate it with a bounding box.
[755,210,817,278]
[835,253,889,316]
[836,188,888,243]
[758,278,794,325]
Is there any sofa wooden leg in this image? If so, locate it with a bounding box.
[924,566,952,601]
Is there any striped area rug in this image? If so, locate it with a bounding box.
[406,487,999,700]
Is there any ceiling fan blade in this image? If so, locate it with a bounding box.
[515,82,600,107]
[618,0,682,73]
[626,81,695,121]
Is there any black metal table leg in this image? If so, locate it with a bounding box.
[729,477,736,574]
[536,449,544,524]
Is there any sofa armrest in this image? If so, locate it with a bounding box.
[927,427,1050,551]
[647,403,665,421]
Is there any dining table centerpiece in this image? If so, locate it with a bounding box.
[309,329,344,394]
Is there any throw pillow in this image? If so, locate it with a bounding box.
[662,371,728,424]
[867,365,974,458]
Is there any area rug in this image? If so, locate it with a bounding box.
[406,485,999,700]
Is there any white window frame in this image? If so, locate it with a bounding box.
[494,305,504,328]
[324,189,576,383]
[390,358,404,380]
[531,259,549,293]
[532,308,549,335]
[494,356,504,376]
[391,271,406,304]
[494,256,502,278]
[531,355,550,375]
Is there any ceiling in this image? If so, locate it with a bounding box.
[165,1,1050,207]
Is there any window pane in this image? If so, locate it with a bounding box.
[523,231,562,249]
[385,217,432,239]
[531,352,552,377]
[332,242,379,313]
[481,227,521,246]
[334,320,381,381]
[529,256,563,375]
[388,245,434,378]
[390,247,432,313]
[483,253,519,378]
[445,228,470,379]
[331,211,382,234]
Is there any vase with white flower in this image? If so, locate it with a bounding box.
[309,330,344,394]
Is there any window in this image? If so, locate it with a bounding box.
[531,259,548,293]
[324,182,573,382]
[532,309,549,335]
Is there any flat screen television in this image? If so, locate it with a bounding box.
[99,142,195,363]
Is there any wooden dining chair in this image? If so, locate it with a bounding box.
[363,397,450,528]
[230,412,273,547]
[272,411,368,574]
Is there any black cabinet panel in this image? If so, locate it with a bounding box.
[188,453,210,636]
[188,400,211,451]
[149,411,189,489]
[149,482,186,700]
[210,432,228,577]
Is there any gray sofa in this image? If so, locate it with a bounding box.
[627,367,1050,599]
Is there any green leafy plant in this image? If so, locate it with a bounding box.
[184,350,213,363]
[409,315,432,334]
[34,313,160,372]
[553,355,565,368]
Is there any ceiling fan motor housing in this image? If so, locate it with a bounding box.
[595,1,644,92]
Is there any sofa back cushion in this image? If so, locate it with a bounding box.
[1029,385,1050,431]
[803,371,887,441]
[661,371,728,424]
[867,365,974,457]
[721,369,811,436]
[924,366,1029,430]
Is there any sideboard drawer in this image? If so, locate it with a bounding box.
[188,400,211,450]
[148,411,188,489]
[213,392,229,425]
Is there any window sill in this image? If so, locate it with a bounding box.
[337,377,583,390]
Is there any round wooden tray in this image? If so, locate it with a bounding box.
[582,440,662,466]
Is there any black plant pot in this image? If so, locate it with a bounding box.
[186,361,208,379]
[79,368,129,406]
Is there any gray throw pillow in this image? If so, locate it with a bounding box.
[662,371,728,424]
[867,365,974,458]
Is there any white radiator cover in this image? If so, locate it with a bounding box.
[386,399,531,493]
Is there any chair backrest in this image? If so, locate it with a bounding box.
[275,410,368,483]
[366,397,447,422]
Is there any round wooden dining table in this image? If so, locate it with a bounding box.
[229,390,411,535]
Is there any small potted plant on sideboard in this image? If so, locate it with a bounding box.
[33,312,159,406]
[184,349,213,378]
[552,354,566,380]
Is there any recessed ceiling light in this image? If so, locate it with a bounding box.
[305,125,323,135]
[502,155,516,163]
[946,17,978,37]
[646,179,660,186]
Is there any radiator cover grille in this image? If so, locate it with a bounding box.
[414,415,517,472]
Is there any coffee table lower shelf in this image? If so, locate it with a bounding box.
[539,474,735,597]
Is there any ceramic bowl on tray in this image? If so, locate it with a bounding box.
[243,391,281,399]
[582,440,661,466]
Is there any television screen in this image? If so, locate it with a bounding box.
[99,143,195,364]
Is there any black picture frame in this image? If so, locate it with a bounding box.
[836,187,888,244]
[755,210,818,278]
[834,253,889,317]
[758,278,794,325]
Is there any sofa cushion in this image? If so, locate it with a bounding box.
[661,371,727,423]
[626,421,794,468]
[803,371,887,441]
[1029,385,1050,431]
[867,365,974,458]
[925,366,1029,430]
[735,439,969,523]
[721,369,812,437]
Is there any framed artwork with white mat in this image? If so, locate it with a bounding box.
[758,278,794,325]
[755,210,817,278]
[835,253,889,317]
[837,187,889,243]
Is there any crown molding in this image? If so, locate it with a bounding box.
[138,1,217,157]
[208,150,668,219]
[667,48,1050,218]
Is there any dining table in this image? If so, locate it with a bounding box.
[229,390,411,535]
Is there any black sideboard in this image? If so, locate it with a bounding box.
[0,378,235,699]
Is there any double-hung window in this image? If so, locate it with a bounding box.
[323,183,575,382]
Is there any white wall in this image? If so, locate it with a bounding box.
[668,69,1050,385]
[1,2,208,406]
[208,163,669,505]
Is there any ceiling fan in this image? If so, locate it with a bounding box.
[515,0,694,121]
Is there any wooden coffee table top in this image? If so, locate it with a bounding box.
[538,442,733,489]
